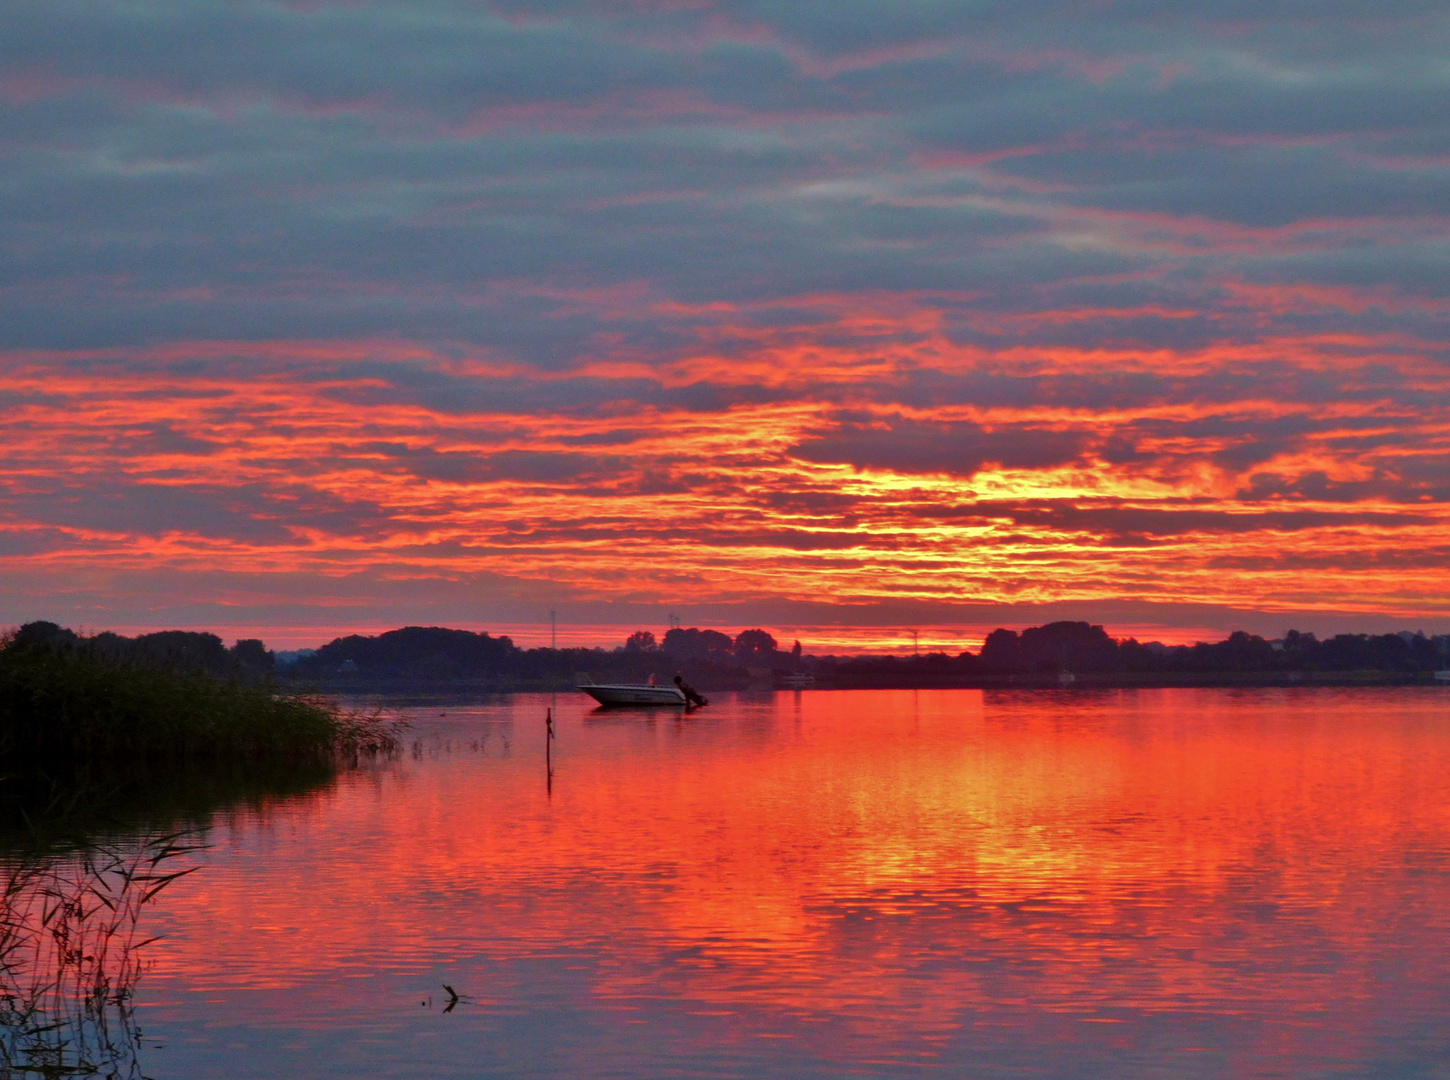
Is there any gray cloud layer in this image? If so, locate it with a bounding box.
[2,0,1447,348]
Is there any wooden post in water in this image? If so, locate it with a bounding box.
[546,707,555,781]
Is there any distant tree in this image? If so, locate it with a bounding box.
[1409,632,1443,671]
[979,628,1022,671]
[1018,621,1119,673]
[11,622,79,652]
[231,638,274,673]
[1180,630,1276,673]
[1218,630,1276,671]
[791,640,802,660]
[297,626,519,679]
[662,627,735,659]
[1115,638,1161,672]
[624,630,658,652]
[734,629,778,660]
[1314,632,1424,673]
[1283,629,1317,652]
[132,631,230,674]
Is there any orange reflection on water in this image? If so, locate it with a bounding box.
[146,689,1450,1071]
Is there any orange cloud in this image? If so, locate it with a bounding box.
[2,314,1447,632]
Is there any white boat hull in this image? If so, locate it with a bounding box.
[579,683,688,706]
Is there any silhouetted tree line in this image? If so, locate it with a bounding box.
[813,621,1450,685]
[278,620,1449,688]
[281,624,801,688]
[985,622,1448,675]
[7,622,275,678]
[8,620,1447,691]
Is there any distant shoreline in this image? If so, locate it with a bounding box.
[306,669,1449,696]
[276,621,1450,694]
[8,620,1447,698]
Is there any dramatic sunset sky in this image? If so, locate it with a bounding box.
[2,1,1447,650]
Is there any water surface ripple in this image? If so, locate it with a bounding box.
[139,688,1450,1078]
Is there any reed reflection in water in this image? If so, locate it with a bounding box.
[0,749,363,1079]
[133,688,1450,1078]
[0,836,198,1079]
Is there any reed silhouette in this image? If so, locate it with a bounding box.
[0,625,401,767]
[0,834,199,1079]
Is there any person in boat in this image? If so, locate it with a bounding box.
[673,674,707,707]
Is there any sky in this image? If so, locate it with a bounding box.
[1,1,1448,651]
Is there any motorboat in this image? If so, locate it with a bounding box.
[578,682,688,707]
[781,671,815,689]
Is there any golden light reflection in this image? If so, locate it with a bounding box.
[142,690,1450,1066]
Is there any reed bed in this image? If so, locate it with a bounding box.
[0,635,398,764]
[0,632,401,1075]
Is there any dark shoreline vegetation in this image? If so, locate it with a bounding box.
[0,623,398,762]
[274,621,1450,692]
[0,623,399,848]
[0,630,391,1080]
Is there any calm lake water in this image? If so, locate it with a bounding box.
[118,689,1450,1076]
